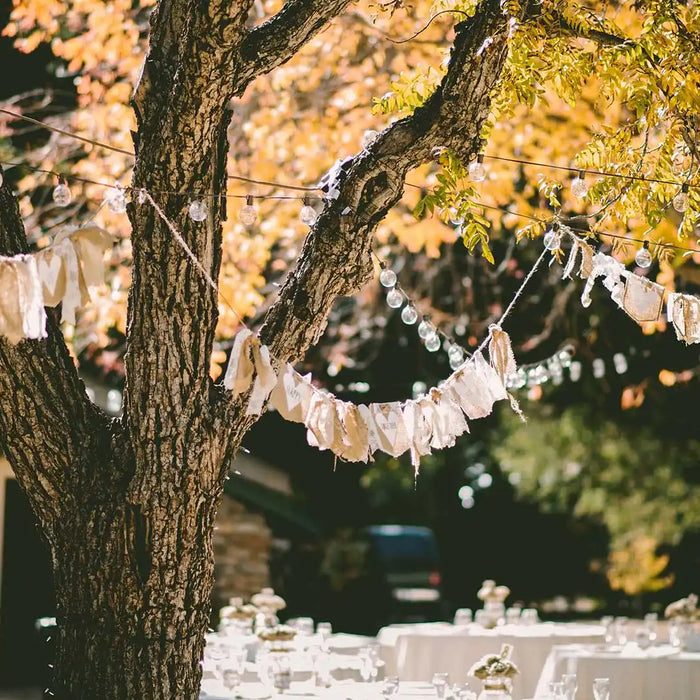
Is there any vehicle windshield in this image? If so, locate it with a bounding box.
[367,527,439,574]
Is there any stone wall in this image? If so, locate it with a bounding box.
[212,496,271,609]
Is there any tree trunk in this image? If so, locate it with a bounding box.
[49,488,219,698]
[0,1,533,697]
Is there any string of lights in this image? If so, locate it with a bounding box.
[2,107,700,260]
[2,105,698,198]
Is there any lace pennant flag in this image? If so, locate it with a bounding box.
[370,402,410,457]
[270,366,314,423]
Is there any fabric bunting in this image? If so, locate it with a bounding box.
[0,225,112,343]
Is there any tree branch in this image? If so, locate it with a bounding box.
[254,0,529,364]
[0,168,114,527]
[236,0,352,92]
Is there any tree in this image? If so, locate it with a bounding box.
[1,0,700,697]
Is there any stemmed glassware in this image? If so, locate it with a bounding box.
[592,677,610,700]
[359,644,380,683]
[381,676,400,697]
[432,672,450,698]
[548,681,565,699]
[221,648,248,695]
[562,673,577,700]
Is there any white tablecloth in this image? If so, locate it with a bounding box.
[201,679,446,699]
[534,643,700,700]
[377,622,605,698]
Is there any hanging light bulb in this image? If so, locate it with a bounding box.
[592,358,606,378]
[569,361,582,382]
[543,224,562,251]
[613,352,628,374]
[188,199,208,222]
[448,345,464,369]
[379,264,397,288]
[401,304,418,325]
[635,241,652,268]
[468,153,486,182]
[0,171,4,188]
[239,195,258,227]
[386,288,403,308]
[571,170,588,198]
[53,178,72,207]
[105,187,127,214]
[299,197,318,225]
[557,345,573,368]
[425,332,441,352]
[418,317,433,339]
[673,183,690,213]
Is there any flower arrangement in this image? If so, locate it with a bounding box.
[219,597,259,621]
[257,624,298,650]
[468,644,519,680]
[251,587,287,612]
[665,594,699,620]
[477,580,511,604]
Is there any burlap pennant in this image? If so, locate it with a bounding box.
[370,402,409,457]
[0,260,24,343]
[427,388,467,450]
[358,404,381,454]
[451,352,508,419]
[52,237,82,324]
[71,225,113,292]
[488,325,516,382]
[335,401,371,463]
[223,329,256,394]
[305,391,339,452]
[402,400,432,473]
[668,293,700,344]
[621,275,664,325]
[16,256,47,340]
[270,366,314,423]
[36,249,66,307]
[246,341,277,416]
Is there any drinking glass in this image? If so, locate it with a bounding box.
[359,645,380,682]
[506,607,522,626]
[669,618,687,648]
[381,676,400,697]
[521,608,539,625]
[317,621,332,640]
[615,616,628,645]
[432,672,450,698]
[644,613,658,644]
[548,681,565,700]
[601,616,614,646]
[474,610,489,627]
[452,683,477,700]
[592,677,610,700]
[454,608,473,626]
[294,617,315,636]
[221,648,247,694]
[562,673,577,700]
[635,627,651,650]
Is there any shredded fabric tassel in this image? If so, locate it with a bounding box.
[17,256,47,340]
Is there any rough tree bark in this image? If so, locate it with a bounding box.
[0,1,531,697]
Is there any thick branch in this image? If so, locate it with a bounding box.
[0,169,114,527]
[236,0,352,91]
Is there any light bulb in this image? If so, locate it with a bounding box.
[425,332,441,352]
[361,130,379,149]
[557,348,573,368]
[0,172,3,187]
[401,305,418,325]
[673,185,689,213]
[189,200,208,222]
[510,368,527,389]
[105,188,127,214]
[417,319,433,339]
[240,197,258,227]
[571,172,588,198]
[448,345,464,369]
[543,226,561,251]
[386,288,403,308]
[592,358,605,378]
[379,267,397,287]
[300,204,317,225]
[635,244,652,268]
[569,361,582,382]
[53,182,72,207]
[613,352,628,374]
[468,154,486,182]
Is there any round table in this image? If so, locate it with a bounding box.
[377,622,605,698]
[534,643,700,700]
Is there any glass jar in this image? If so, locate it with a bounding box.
[477,677,513,700]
